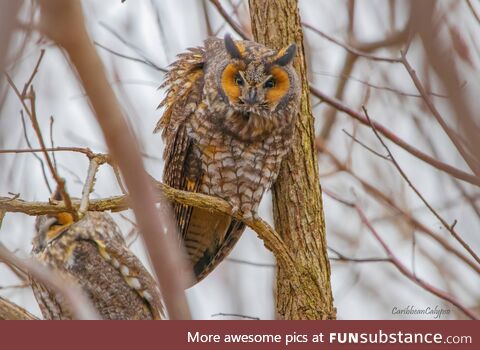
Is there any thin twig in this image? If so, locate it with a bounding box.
[310,86,480,187]
[342,129,390,160]
[20,104,52,193]
[328,247,392,263]
[226,257,275,268]
[0,210,5,230]
[312,70,448,99]
[401,51,480,176]
[20,49,45,97]
[0,146,98,158]
[0,282,30,290]
[303,23,402,63]
[211,312,260,320]
[466,0,480,25]
[49,116,58,172]
[317,139,480,274]
[5,74,76,218]
[212,0,243,36]
[209,0,250,40]
[94,41,167,72]
[363,106,480,265]
[98,22,166,72]
[113,164,127,195]
[325,190,479,320]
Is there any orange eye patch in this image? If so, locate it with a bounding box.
[221,63,241,102]
[266,66,290,105]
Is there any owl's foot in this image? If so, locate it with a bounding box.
[229,203,259,221]
[230,205,240,218]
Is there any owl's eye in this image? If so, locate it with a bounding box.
[235,75,244,86]
[264,78,276,89]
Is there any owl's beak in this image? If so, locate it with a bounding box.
[244,88,257,105]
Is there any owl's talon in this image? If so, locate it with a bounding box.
[230,205,240,217]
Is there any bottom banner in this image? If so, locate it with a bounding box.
[0,320,476,349]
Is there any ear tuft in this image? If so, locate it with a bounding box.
[273,43,297,66]
[224,34,242,59]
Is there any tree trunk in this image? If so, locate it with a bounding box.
[248,0,336,320]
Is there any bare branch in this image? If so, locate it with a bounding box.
[20,101,52,193]
[5,74,76,218]
[21,49,46,97]
[311,86,480,187]
[303,23,403,63]
[0,210,5,230]
[209,0,250,40]
[466,0,480,25]
[401,51,480,176]
[0,296,38,320]
[211,312,260,320]
[342,129,390,160]
[94,41,167,72]
[317,139,480,275]
[325,189,479,320]
[363,106,480,265]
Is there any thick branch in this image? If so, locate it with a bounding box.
[0,297,38,320]
[0,182,296,273]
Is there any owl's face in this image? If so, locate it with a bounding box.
[207,35,300,141]
[220,36,296,112]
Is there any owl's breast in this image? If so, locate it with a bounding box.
[188,116,292,216]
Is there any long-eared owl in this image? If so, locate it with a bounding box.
[31,211,163,319]
[155,34,300,284]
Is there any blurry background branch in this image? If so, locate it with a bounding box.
[325,189,478,320]
[36,0,191,319]
[409,0,480,176]
[0,1,23,87]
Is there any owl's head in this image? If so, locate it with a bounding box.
[32,212,74,254]
[219,34,298,114]
[207,35,300,140]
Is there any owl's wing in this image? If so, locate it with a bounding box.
[156,47,246,285]
[32,212,164,320]
[156,46,206,238]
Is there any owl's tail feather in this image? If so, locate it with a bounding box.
[182,207,245,286]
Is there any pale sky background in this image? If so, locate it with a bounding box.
[0,0,479,320]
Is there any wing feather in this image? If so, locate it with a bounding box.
[156,45,246,285]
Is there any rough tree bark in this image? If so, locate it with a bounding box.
[248,0,336,319]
